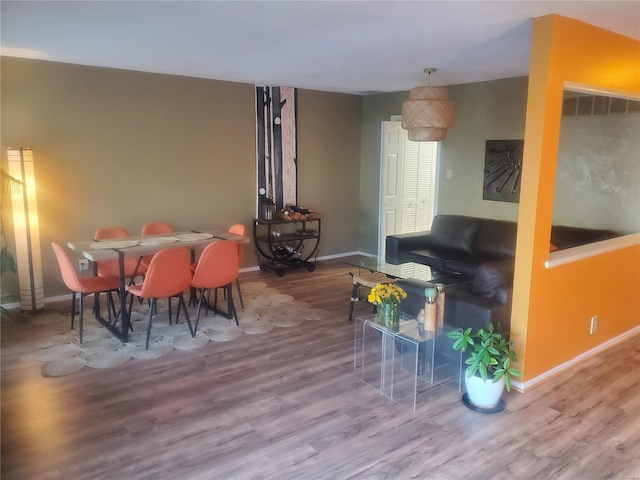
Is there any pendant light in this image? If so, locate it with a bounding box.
[402,68,455,141]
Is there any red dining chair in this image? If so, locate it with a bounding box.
[94,226,148,281]
[228,224,245,308]
[140,221,174,269]
[141,222,173,236]
[126,247,194,349]
[51,242,120,343]
[190,240,239,334]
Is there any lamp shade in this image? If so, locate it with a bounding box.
[402,86,455,141]
[7,147,44,313]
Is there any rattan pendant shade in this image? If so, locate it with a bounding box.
[402,70,455,141]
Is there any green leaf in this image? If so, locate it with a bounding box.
[448,330,463,340]
[478,363,488,382]
[507,368,522,377]
[505,374,512,391]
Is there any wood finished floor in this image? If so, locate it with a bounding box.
[2,258,639,479]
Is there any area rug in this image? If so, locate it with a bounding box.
[29,282,330,377]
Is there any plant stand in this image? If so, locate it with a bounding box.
[461,393,505,413]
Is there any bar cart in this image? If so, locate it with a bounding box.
[253,217,321,276]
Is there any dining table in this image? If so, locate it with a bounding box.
[68,230,249,343]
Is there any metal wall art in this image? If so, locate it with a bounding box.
[482,139,524,203]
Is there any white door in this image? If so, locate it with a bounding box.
[378,121,438,259]
[379,121,404,247]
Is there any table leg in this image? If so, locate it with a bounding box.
[118,251,129,342]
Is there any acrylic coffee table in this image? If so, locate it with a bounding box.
[354,314,462,412]
[343,255,463,322]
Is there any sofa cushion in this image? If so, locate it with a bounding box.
[473,219,518,259]
[442,255,485,277]
[445,284,511,331]
[472,260,514,298]
[428,215,481,254]
[550,225,618,250]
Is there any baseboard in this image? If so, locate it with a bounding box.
[511,326,640,392]
[317,251,370,260]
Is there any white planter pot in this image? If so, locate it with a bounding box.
[464,367,505,409]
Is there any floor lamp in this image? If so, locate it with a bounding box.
[7,147,44,314]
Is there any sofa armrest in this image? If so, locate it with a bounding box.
[385,230,432,264]
[396,278,431,317]
[445,286,511,331]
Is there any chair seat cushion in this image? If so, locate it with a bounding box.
[78,275,120,294]
[97,257,147,278]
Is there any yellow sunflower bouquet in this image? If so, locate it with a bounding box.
[367,283,407,306]
[368,283,407,327]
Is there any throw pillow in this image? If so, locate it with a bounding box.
[472,260,514,298]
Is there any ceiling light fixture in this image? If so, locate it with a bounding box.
[402,68,455,141]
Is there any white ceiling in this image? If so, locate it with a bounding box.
[1,1,638,95]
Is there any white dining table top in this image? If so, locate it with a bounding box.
[68,230,249,262]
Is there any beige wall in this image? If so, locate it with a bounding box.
[1,57,362,300]
[359,77,528,254]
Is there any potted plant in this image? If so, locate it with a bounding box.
[447,324,522,410]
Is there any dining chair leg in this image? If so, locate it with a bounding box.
[228,284,239,326]
[78,293,85,344]
[235,279,244,309]
[127,292,136,326]
[105,292,112,324]
[145,298,156,350]
[93,291,102,321]
[175,295,181,323]
[114,290,124,321]
[70,292,77,330]
[178,294,194,337]
[188,286,197,307]
[203,289,218,317]
[168,297,173,325]
[194,288,205,334]
[115,292,134,332]
[107,291,120,324]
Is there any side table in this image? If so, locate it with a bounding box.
[355,314,462,412]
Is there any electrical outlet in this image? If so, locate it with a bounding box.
[590,315,598,334]
[78,259,89,271]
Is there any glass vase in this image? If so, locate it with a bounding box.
[377,302,399,328]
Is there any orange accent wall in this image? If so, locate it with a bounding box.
[512,15,640,382]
